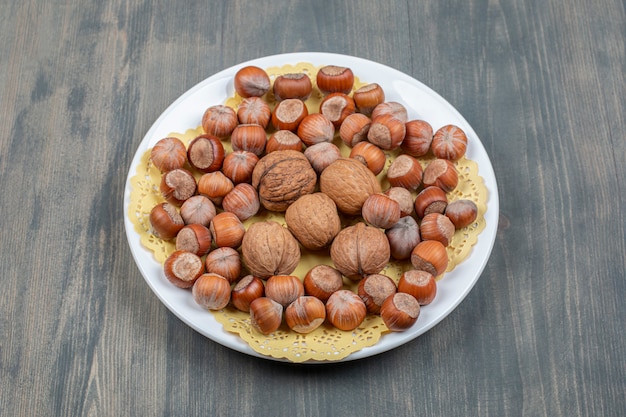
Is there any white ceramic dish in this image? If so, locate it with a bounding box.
[123,52,499,363]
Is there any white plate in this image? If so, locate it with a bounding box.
[123,52,499,363]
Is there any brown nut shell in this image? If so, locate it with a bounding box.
[149,202,184,240]
[420,212,455,247]
[380,292,420,331]
[163,250,205,289]
[249,297,283,335]
[241,221,301,279]
[445,199,478,229]
[175,224,212,256]
[320,158,382,216]
[330,222,390,280]
[251,150,317,212]
[192,273,231,310]
[303,265,343,303]
[209,212,245,248]
[284,193,342,250]
[187,134,225,173]
[265,275,305,307]
[231,275,265,313]
[285,296,326,334]
[385,216,421,260]
[422,159,458,193]
[325,290,367,331]
[410,240,448,277]
[398,270,437,306]
[204,246,241,283]
[358,274,397,314]
[431,124,467,160]
[150,137,188,172]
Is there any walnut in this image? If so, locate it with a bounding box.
[241,221,301,279]
[330,222,390,280]
[251,150,317,212]
[284,193,342,250]
[319,158,382,215]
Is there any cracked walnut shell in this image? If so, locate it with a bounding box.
[241,221,301,279]
[251,150,317,212]
[284,193,342,251]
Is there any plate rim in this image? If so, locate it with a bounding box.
[123,52,500,363]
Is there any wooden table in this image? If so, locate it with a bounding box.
[1,0,624,415]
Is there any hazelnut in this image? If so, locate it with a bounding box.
[410,240,448,277]
[230,124,267,157]
[384,187,414,217]
[197,171,234,206]
[401,120,433,157]
[163,250,205,289]
[222,150,259,184]
[431,124,467,160]
[316,65,354,95]
[234,66,270,98]
[179,195,216,227]
[304,142,342,175]
[201,105,238,138]
[330,222,390,280]
[339,113,371,147]
[414,186,448,219]
[285,296,326,334]
[297,113,335,146]
[386,154,423,191]
[371,101,408,123]
[150,137,187,172]
[358,274,397,314]
[271,98,308,132]
[380,292,420,331]
[237,96,271,128]
[187,134,225,173]
[422,159,458,192]
[385,216,421,260]
[445,199,478,229]
[325,290,367,331]
[175,224,212,256]
[284,193,342,250]
[241,221,301,279]
[349,141,386,175]
[319,92,355,127]
[352,83,385,116]
[266,130,303,153]
[231,275,265,313]
[361,193,401,229]
[398,270,437,305]
[249,297,283,335]
[149,202,184,240]
[222,183,260,221]
[204,246,241,283]
[251,150,317,212]
[209,212,245,248]
[420,212,455,246]
[273,73,313,101]
[265,275,305,307]
[160,168,197,206]
[192,273,232,310]
[320,158,382,216]
[303,265,343,303]
[367,114,406,150]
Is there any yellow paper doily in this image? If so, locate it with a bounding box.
[127,63,488,362]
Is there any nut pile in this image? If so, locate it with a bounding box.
[148,64,479,336]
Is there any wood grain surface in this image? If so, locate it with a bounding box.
[1,0,624,416]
